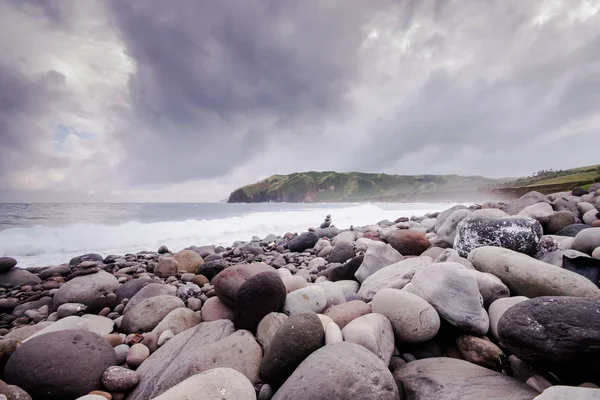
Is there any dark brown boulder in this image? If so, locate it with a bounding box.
[234,272,286,331]
[385,230,431,256]
[212,263,275,307]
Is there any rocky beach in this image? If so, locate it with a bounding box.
[0,186,599,400]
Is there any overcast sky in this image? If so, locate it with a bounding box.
[1,0,599,202]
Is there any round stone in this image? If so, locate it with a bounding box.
[385,230,431,256]
[234,272,286,331]
[102,365,140,391]
[154,257,180,278]
[173,250,204,273]
[0,257,17,273]
[127,343,150,369]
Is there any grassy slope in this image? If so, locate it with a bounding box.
[503,164,600,188]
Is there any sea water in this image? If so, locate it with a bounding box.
[0,202,459,268]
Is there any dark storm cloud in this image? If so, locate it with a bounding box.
[107,0,394,184]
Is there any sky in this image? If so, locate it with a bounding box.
[1,0,599,202]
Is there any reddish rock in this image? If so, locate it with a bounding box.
[593,220,600,228]
[323,300,371,330]
[201,296,235,322]
[385,230,431,256]
[212,263,276,307]
[191,274,209,286]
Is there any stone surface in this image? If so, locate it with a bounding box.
[434,209,473,248]
[357,257,433,302]
[468,246,600,298]
[102,365,139,392]
[404,262,489,334]
[152,368,256,400]
[572,228,600,255]
[201,296,235,322]
[327,255,363,281]
[0,257,17,273]
[323,300,371,330]
[385,229,431,256]
[151,307,201,337]
[127,343,150,369]
[0,269,41,287]
[115,278,151,303]
[154,257,180,278]
[315,281,346,309]
[341,313,395,365]
[501,191,551,215]
[256,312,288,353]
[121,295,185,333]
[260,312,324,387]
[533,386,600,399]
[498,296,600,383]
[546,211,579,234]
[488,296,529,341]
[234,272,286,331]
[5,330,117,400]
[354,241,404,283]
[173,250,204,273]
[466,269,510,308]
[562,254,600,285]
[328,241,355,264]
[281,275,308,293]
[394,357,537,400]
[127,320,261,400]
[457,335,505,371]
[81,314,114,336]
[272,342,400,400]
[556,223,591,237]
[53,270,119,312]
[287,232,319,252]
[371,288,440,343]
[282,285,327,315]
[454,216,543,257]
[517,202,554,222]
[123,283,176,314]
[212,263,276,307]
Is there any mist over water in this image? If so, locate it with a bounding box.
[0,202,458,268]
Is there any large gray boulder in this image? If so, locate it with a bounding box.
[468,246,600,298]
[152,368,256,400]
[434,209,472,248]
[273,342,400,400]
[287,232,319,252]
[434,205,469,232]
[517,202,554,223]
[5,329,117,400]
[498,296,600,383]
[121,295,185,333]
[123,283,176,314]
[572,228,600,255]
[454,216,543,257]
[357,257,433,302]
[501,191,551,215]
[404,262,489,334]
[394,357,537,400]
[534,386,600,399]
[341,313,395,365]
[52,270,119,312]
[0,269,41,287]
[328,241,355,264]
[354,241,403,282]
[127,320,261,400]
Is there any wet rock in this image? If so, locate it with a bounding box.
[5,330,117,400]
[272,342,399,400]
[394,357,537,400]
[371,288,440,343]
[468,246,600,298]
[404,262,489,334]
[454,216,543,257]
[260,312,324,387]
[562,255,600,286]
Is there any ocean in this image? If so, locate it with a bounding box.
[0,202,459,268]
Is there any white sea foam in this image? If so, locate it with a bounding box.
[0,203,456,268]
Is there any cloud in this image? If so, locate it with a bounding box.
[0,0,599,202]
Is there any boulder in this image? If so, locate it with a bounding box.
[0,269,41,287]
[0,257,17,273]
[69,253,103,266]
[454,216,543,257]
[123,283,176,314]
[354,241,403,282]
[121,295,185,333]
[327,255,364,281]
[457,335,505,371]
[468,246,600,298]
[501,191,551,215]
[282,285,327,315]
[583,209,599,225]
[281,275,308,293]
[371,289,439,343]
[556,223,591,237]
[572,228,600,255]
[517,202,554,223]
[328,242,355,264]
[154,257,180,278]
[384,230,431,256]
[341,313,395,365]
[488,296,529,341]
[498,296,600,383]
[357,257,433,302]
[287,232,319,252]
[152,368,256,400]
[12,297,53,318]
[394,357,537,399]
[212,263,276,307]
[127,321,260,400]
[260,312,324,387]
[533,386,600,399]
[256,312,288,353]
[173,250,204,273]
[52,270,119,312]
[466,270,510,308]
[102,365,140,392]
[4,321,53,341]
[272,342,400,400]
[472,208,510,219]
[4,330,117,400]
[546,210,579,234]
[331,231,355,245]
[201,296,235,322]
[562,255,600,286]
[553,196,580,216]
[115,278,152,303]
[434,205,469,232]
[234,272,286,331]
[151,307,201,337]
[127,343,150,369]
[404,262,489,334]
[434,209,473,248]
[323,300,371,330]
[315,281,346,308]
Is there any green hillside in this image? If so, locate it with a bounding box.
[227,171,499,203]
[502,164,600,189]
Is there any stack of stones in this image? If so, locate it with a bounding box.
[0,186,600,399]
